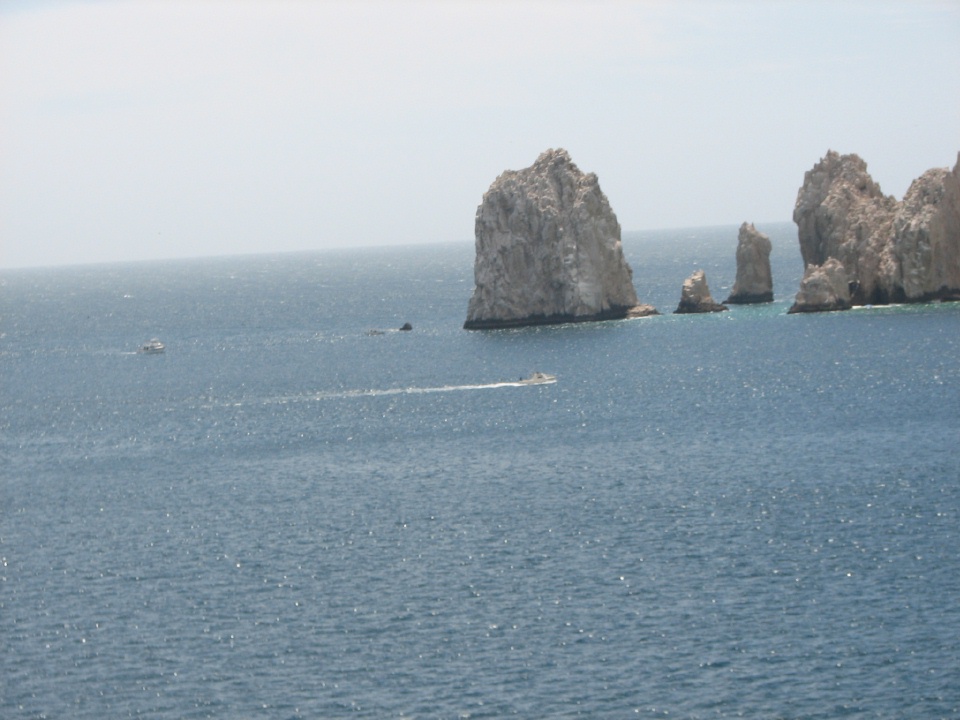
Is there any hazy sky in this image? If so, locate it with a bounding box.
[1,0,958,268]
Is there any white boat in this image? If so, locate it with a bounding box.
[519,371,556,384]
[137,338,165,354]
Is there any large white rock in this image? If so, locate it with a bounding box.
[788,257,852,313]
[464,149,655,329]
[891,154,960,301]
[793,150,960,305]
[793,151,898,304]
[724,222,773,304]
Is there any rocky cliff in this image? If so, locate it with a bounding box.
[724,222,773,304]
[788,258,852,313]
[793,151,960,305]
[891,157,960,301]
[464,149,656,329]
[674,270,728,314]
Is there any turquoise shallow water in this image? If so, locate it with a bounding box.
[2,224,959,718]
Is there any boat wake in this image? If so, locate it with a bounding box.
[336,377,556,398]
[266,375,556,405]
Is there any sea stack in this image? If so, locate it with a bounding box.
[724,222,773,304]
[893,156,960,302]
[793,150,960,306]
[463,149,657,330]
[674,270,728,314]
[788,258,852,314]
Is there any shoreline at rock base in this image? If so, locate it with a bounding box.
[463,304,659,330]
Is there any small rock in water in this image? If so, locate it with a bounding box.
[788,257,852,314]
[674,270,728,314]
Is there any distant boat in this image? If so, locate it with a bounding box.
[519,372,555,384]
[137,338,165,354]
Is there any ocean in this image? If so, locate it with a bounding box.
[2,222,959,718]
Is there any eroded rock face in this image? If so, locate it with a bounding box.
[725,222,773,304]
[892,155,960,301]
[464,149,656,329]
[793,151,960,305]
[788,258,852,314]
[674,270,728,314]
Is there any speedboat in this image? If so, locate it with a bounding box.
[519,371,556,384]
[137,338,165,354]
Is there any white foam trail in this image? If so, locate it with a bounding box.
[325,378,556,399]
[265,378,556,405]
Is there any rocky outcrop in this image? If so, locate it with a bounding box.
[787,258,852,314]
[891,157,960,302]
[793,151,960,305]
[724,222,773,304]
[464,149,656,329]
[674,270,728,314]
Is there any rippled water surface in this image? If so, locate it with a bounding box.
[3,224,959,718]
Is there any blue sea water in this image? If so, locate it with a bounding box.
[2,223,959,718]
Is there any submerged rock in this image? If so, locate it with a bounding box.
[674,270,728,314]
[464,148,656,329]
[787,257,852,314]
[724,222,773,304]
[793,150,960,306]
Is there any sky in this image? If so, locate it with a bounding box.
[1,0,958,268]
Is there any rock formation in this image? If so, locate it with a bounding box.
[724,222,773,304]
[891,158,960,301]
[787,257,852,313]
[463,149,657,329]
[674,270,728,314]
[793,151,960,305]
